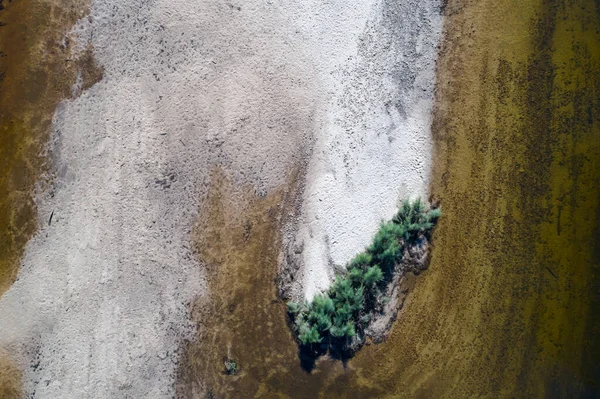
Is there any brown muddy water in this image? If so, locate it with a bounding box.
[179,0,600,397]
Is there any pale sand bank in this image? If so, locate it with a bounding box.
[282,0,442,299]
[0,0,441,396]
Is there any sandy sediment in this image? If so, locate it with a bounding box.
[0,0,444,395]
[2,0,441,396]
[0,1,317,397]
[281,0,442,299]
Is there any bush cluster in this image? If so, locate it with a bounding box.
[224,359,238,375]
[287,199,440,350]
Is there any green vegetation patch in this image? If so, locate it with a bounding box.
[224,359,238,375]
[287,199,440,356]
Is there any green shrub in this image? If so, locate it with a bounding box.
[349,253,372,270]
[299,323,321,345]
[287,198,440,354]
[330,320,356,338]
[363,265,383,287]
[224,359,238,375]
[287,301,302,315]
[369,222,405,272]
[348,267,364,285]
